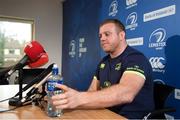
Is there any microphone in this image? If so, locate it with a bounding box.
[14,63,54,97]
[5,41,45,77]
[24,41,45,61]
[9,63,54,106]
[28,53,49,68]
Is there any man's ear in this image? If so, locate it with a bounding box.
[119,31,125,40]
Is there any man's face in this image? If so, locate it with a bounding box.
[99,23,122,53]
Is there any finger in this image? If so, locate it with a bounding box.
[56,104,69,109]
[53,99,68,106]
[52,93,67,100]
[55,84,69,92]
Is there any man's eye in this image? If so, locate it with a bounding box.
[99,32,111,39]
[105,32,110,37]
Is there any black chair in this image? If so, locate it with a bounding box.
[143,82,176,119]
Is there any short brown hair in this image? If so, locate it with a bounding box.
[99,19,126,33]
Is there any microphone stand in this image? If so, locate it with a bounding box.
[8,68,23,106]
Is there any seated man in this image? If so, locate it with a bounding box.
[52,19,155,119]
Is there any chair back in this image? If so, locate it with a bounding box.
[154,82,175,109]
[143,82,176,119]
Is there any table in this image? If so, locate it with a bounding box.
[0,85,126,120]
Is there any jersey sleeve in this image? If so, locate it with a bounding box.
[93,62,101,80]
[123,53,152,80]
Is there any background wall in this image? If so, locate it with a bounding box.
[62,0,101,90]
[0,0,63,68]
[62,0,180,118]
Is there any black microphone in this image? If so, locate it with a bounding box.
[6,56,29,78]
[14,63,54,97]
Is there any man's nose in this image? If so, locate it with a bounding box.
[100,34,106,41]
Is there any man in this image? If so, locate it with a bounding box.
[52,19,154,119]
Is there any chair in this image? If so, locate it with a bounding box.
[143,82,176,119]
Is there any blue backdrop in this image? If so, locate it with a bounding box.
[62,0,180,118]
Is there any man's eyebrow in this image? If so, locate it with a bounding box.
[99,31,111,34]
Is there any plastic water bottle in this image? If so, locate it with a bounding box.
[46,64,63,117]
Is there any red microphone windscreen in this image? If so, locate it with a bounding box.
[28,53,49,68]
[24,41,44,61]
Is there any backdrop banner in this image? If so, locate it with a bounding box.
[63,0,180,118]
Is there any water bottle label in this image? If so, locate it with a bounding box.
[47,80,63,91]
[57,79,63,84]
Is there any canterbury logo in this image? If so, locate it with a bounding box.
[149,57,165,69]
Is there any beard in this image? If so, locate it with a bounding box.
[102,45,113,53]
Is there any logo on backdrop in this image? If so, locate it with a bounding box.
[69,38,87,58]
[109,0,118,17]
[126,12,138,31]
[69,40,76,58]
[175,89,180,100]
[126,0,137,9]
[149,28,166,50]
[78,38,87,57]
[143,5,176,22]
[153,79,165,84]
[126,37,143,46]
[149,57,165,73]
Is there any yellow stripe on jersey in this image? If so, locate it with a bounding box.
[124,70,146,80]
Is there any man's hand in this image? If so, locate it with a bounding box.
[51,84,82,109]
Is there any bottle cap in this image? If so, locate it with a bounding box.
[53,64,58,68]
[52,64,59,74]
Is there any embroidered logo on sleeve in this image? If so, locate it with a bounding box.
[115,63,121,71]
[100,63,106,69]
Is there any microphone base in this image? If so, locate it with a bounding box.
[8,97,22,106]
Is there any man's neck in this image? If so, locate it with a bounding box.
[110,44,128,58]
